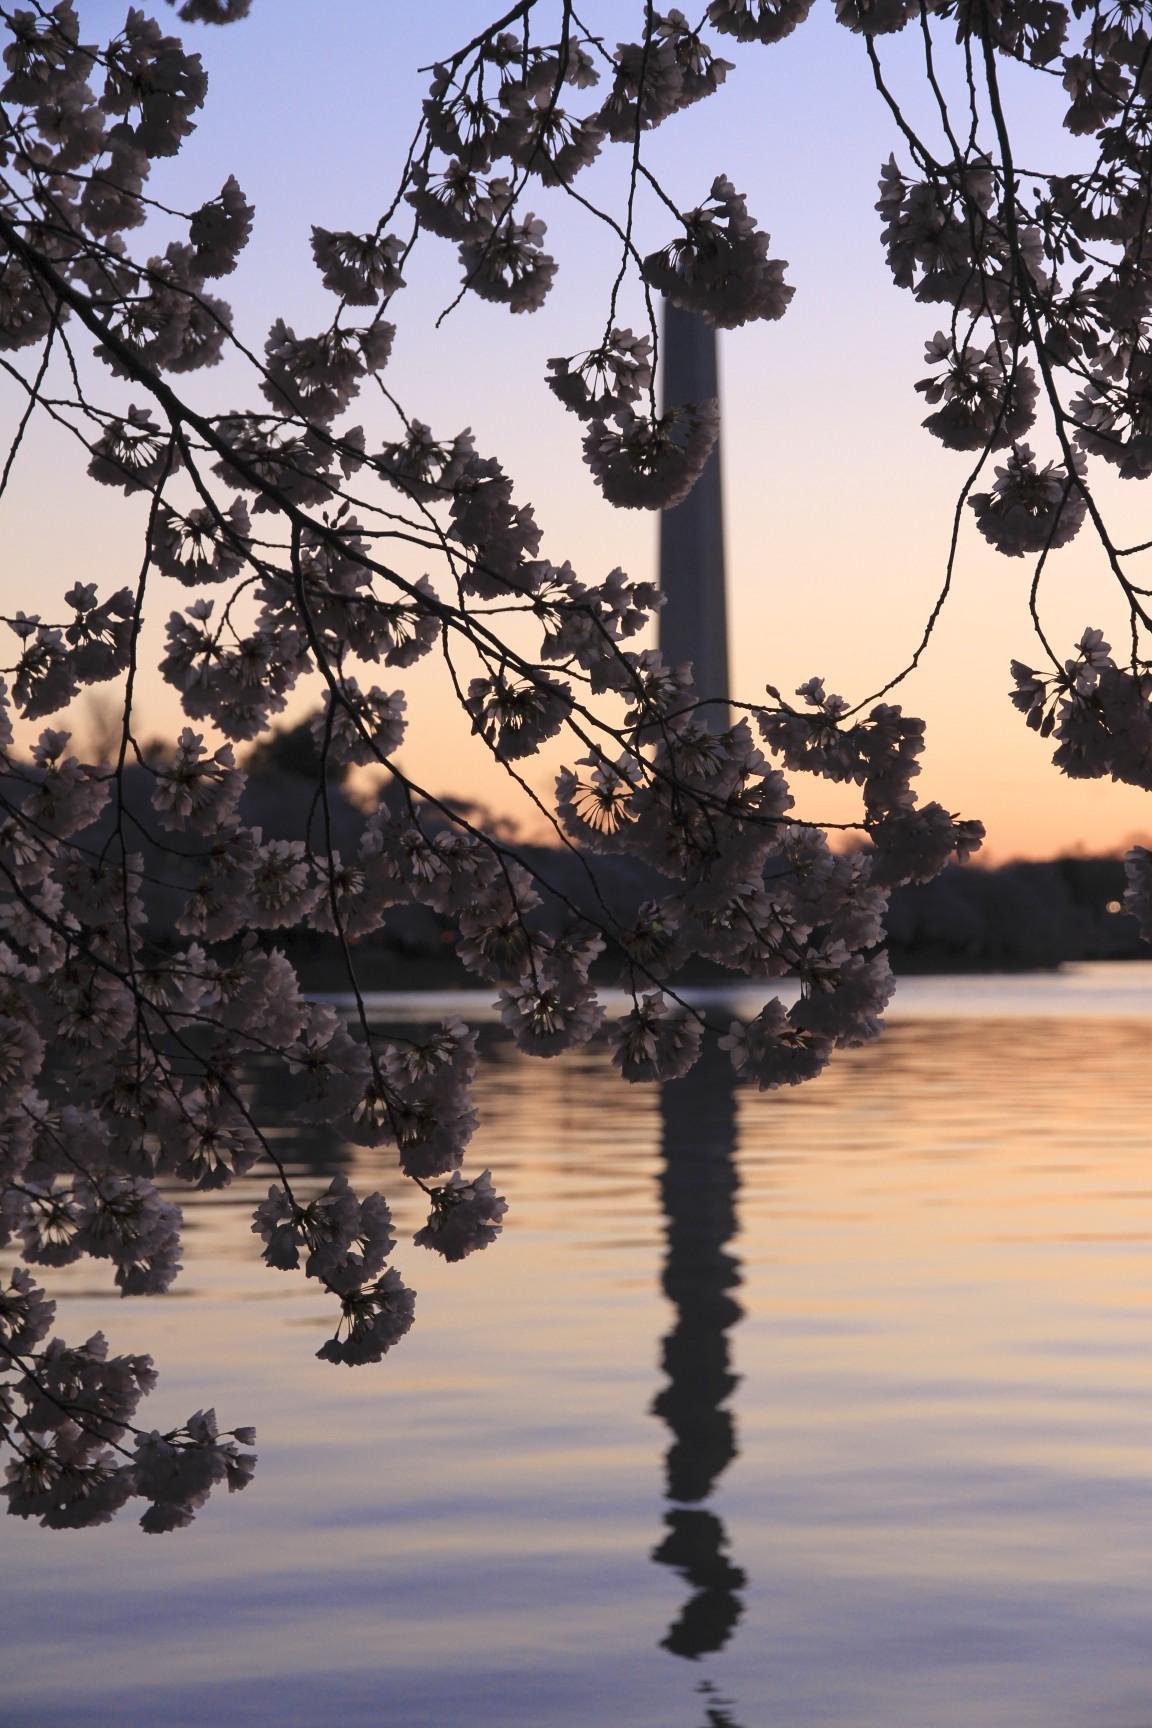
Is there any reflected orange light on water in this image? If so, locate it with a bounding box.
[6,971,1152,1725]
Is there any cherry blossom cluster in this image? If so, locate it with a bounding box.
[861,0,1152,957]
[11,0,1150,1532]
[1011,629,1152,790]
[868,0,1152,770]
[1,1268,255,1529]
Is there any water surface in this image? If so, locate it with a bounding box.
[5,964,1152,1727]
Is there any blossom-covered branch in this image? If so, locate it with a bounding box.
[13,0,1149,1530]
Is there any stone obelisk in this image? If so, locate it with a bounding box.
[658,302,729,726]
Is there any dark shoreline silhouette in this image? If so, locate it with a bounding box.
[34,719,1147,988]
[281,847,1148,991]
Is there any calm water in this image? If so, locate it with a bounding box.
[5,963,1152,1727]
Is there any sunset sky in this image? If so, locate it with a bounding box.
[7,0,1152,861]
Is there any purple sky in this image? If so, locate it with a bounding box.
[6,0,1151,859]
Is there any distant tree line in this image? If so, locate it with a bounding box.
[84,717,1146,982]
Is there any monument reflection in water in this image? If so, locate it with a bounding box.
[652,1040,746,1685]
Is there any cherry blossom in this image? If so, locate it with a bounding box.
[6,0,1150,1535]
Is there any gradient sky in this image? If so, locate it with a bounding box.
[6,0,1152,860]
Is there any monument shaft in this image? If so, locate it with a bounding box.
[658,302,730,721]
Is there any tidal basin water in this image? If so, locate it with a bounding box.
[6,962,1152,1727]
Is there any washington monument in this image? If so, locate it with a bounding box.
[658,302,730,723]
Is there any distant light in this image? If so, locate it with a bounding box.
[1106,899,1124,914]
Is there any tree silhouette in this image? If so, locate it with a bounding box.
[1,0,1149,1528]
